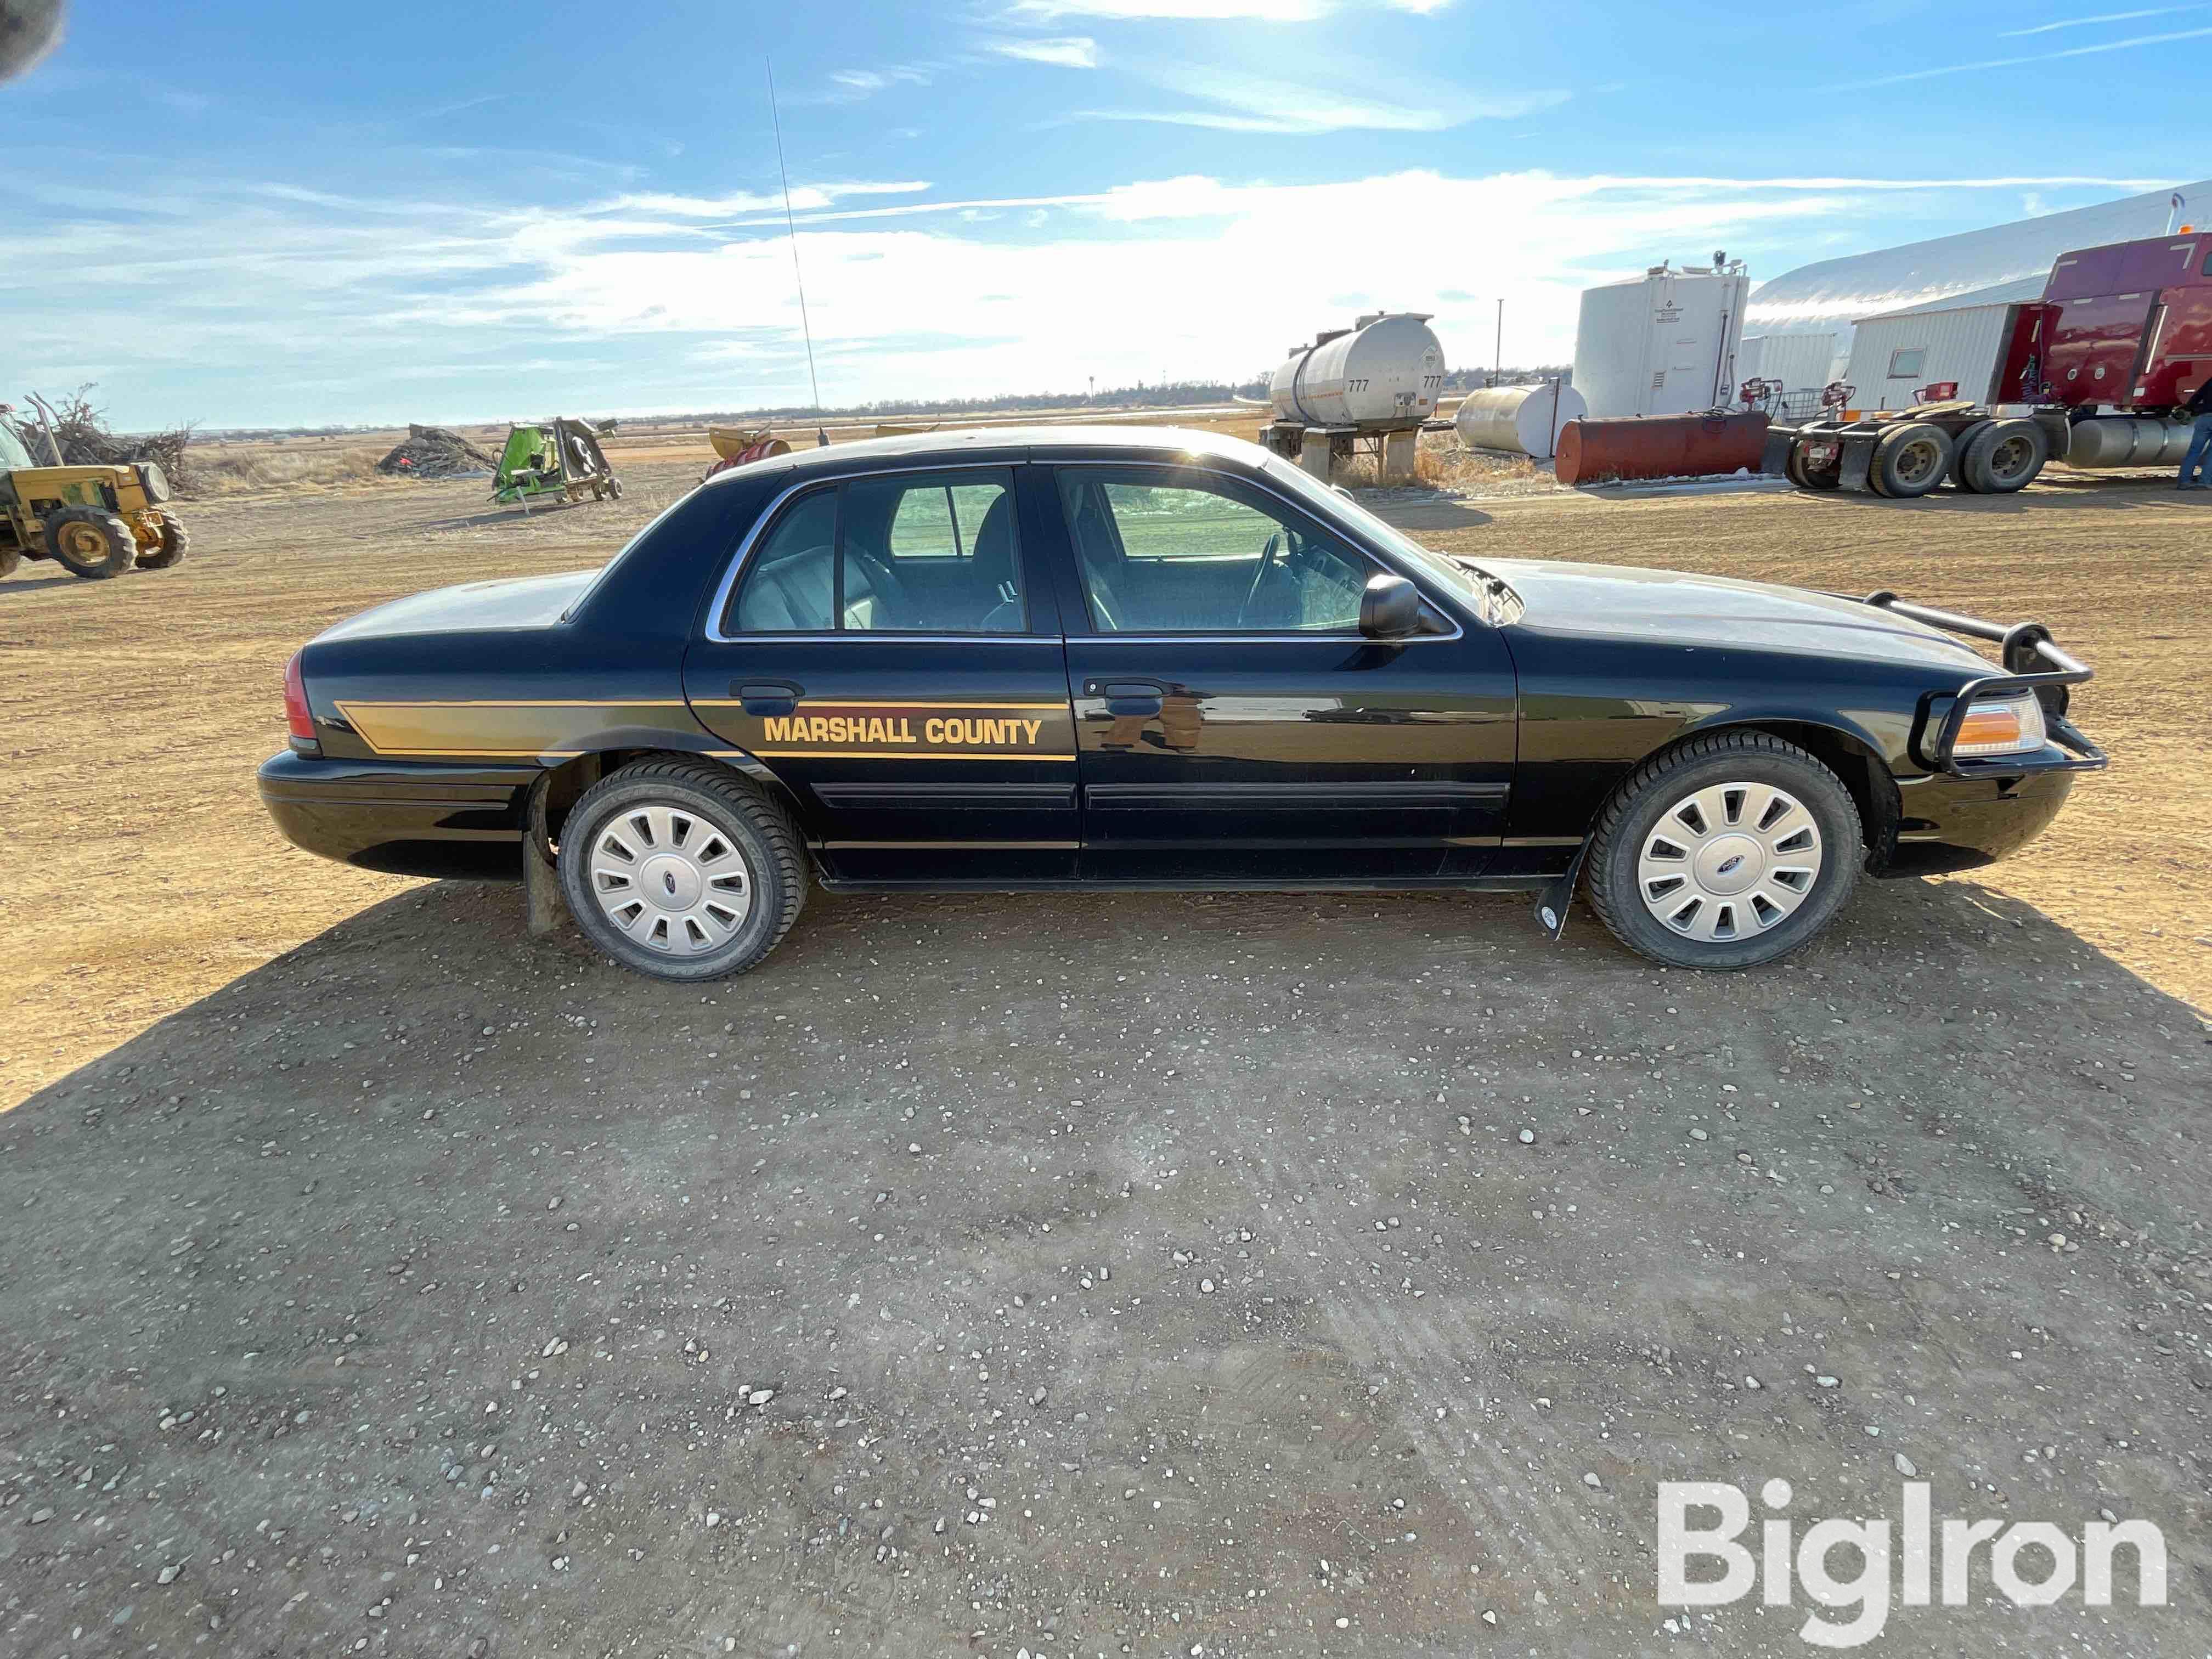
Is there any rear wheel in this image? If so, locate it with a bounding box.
[1949,420,1993,490]
[135,509,189,569]
[557,760,806,981]
[1586,731,1862,970]
[44,506,138,578]
[1961,418,2046,493]
[1872,422,1954,499]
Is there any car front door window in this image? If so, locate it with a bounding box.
[1056,471,1372,634]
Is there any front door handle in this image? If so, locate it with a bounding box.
[1093,678,1166,718]
[735,679,802,716]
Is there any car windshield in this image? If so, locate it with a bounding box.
[0,420,35,472]
[1256,452,1500,613]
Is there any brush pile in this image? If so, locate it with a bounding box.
[18,386,199,493]
[376,425,497,478]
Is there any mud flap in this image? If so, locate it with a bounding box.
[1532,841,1589,941]
[523,778,566,938]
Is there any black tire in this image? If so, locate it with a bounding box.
[1961,417,2046,494]
[136,509,189,569]
[557,760,806,981]
[1949,420,1993,491]
[44,506,138,578]
[607,477,624,501]
[1585,731,1863,970]
[1871,422,1954,499]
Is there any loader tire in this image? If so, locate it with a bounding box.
[136,510,189,569]
[44,506,138,578]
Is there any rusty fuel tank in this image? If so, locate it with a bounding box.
[1553,410,1770,486]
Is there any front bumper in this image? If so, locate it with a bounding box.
[1877,765,2076,877]
[257,751,533,880]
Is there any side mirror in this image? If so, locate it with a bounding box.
[1359,572,1421,638]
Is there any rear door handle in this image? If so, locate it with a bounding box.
[735,679,802,716]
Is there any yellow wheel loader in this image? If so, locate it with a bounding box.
[0,413,188,580]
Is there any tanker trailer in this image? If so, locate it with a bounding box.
[1261,312,1447,485]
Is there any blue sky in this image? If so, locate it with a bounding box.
[2,0,2202,429]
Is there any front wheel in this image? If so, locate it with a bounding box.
[557,760,806,980]
[44,506,138,578]
[1586,732,1863,969]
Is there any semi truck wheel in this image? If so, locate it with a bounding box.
[1949,420,1993,490]
[1871,422,1953,499]
[1961,419,2045,493]
[44,506,139,578]
[136,510,190,569]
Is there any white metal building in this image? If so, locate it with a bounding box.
[1841,297,2025,411]
[1745,177,2212,362]
[1737,331,1842,396]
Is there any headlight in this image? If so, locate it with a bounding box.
[1953,691,2048,757]
[136,462,172,504]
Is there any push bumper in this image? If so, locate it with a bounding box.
[257,751,534,881]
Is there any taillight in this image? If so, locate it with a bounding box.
[284,651,318,749]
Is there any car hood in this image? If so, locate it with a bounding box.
[317,569,599,641]
[1485,558,1993,672]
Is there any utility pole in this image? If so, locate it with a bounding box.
[1494,299,1504,385]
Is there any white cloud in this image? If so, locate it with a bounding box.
[2,166,2179,427]
[1827,22,2212,88]
[812,65,934,102]
[1009,0,1328,16]
[2001,3,2205,34]
[1074,64,1567,133]
[990,36,1101,66]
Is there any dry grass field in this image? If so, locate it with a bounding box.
[2,443,2205,1104]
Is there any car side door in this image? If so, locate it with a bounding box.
[682,463,1080,884]
[1037,461,1517,883]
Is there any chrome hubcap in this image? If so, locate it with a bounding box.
[588,804,751,954]
[1637,782,1822,944]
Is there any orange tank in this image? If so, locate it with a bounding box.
[1554,411,1770,486]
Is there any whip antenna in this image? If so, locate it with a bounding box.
[765,59,827,443]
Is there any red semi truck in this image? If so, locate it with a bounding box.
[1769,229,2212,496]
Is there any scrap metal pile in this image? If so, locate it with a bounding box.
[376,425,498,479]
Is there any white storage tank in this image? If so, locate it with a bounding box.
[1453,381,1586,460]
[1572,258,1750,418]
[1270,312,1446,429]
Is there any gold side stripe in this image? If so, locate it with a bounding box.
[752,750,1077,761]
[337,699,689,709]
[693,698,1070,711]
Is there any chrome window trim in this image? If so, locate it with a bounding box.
[1043,458,1467,644]
[703,462,1032,644]
[701,453,1473,645]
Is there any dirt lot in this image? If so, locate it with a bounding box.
[1,452,2207,1656]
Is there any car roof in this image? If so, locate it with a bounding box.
[700,422,1271,488]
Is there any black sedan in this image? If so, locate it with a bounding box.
[258,427,2104,978]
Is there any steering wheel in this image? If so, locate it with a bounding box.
[1235,532,1284,628]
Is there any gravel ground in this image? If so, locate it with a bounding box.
[1,458,2208,1656]
[2,874,2206,1656]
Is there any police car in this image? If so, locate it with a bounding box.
[258,427,2103,979]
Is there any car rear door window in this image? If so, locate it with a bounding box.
[1055,469,1373,633]
[729,470,1025,634]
